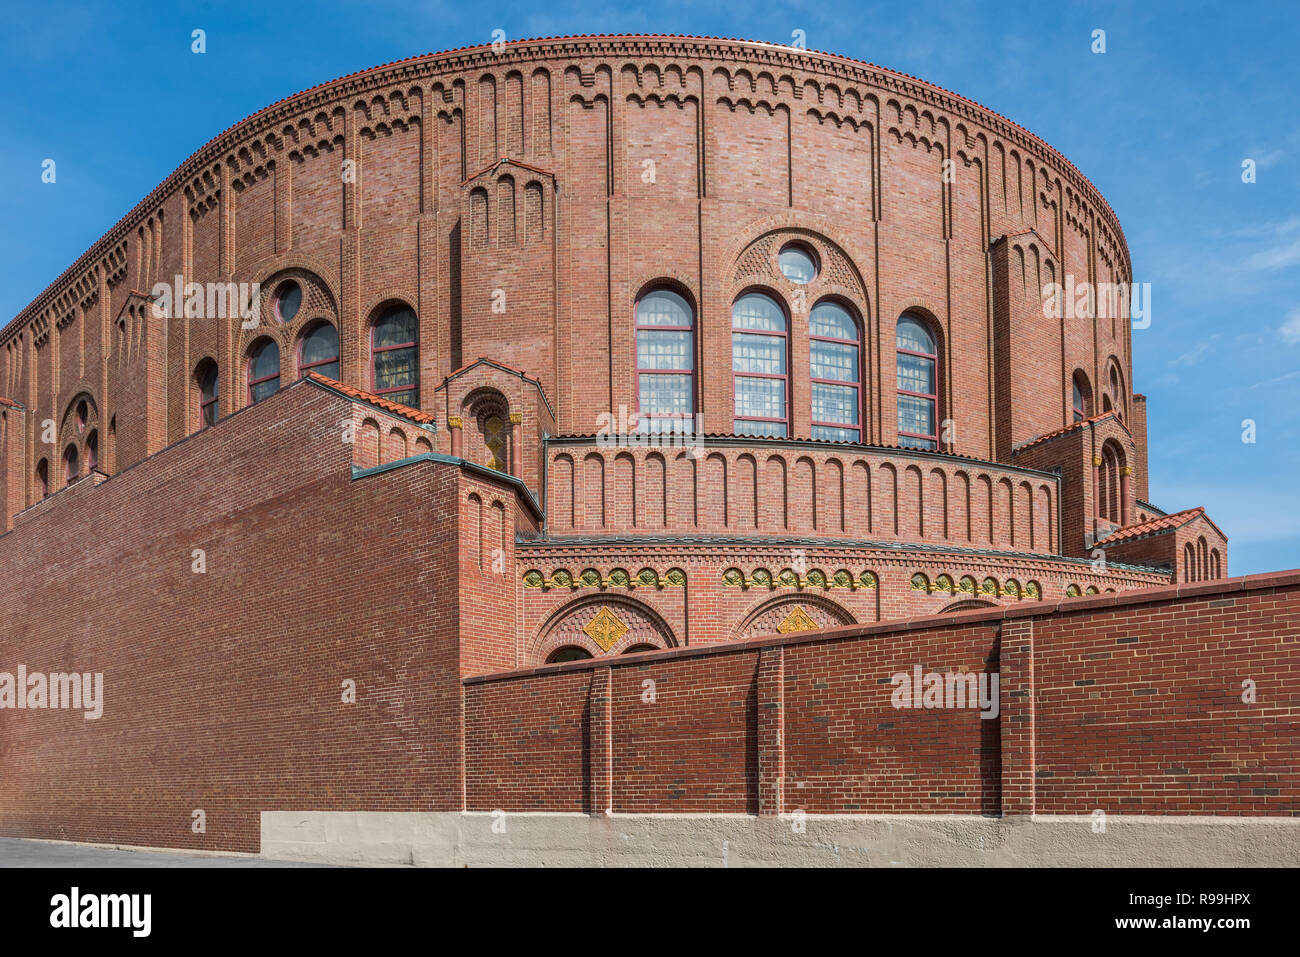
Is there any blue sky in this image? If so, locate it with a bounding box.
[1,1,1296,573]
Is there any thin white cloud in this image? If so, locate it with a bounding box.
[1281,307,1300,345]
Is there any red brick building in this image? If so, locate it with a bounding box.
[1,37,1276,863]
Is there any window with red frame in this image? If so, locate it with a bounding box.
[63,445,78,484]
[36,459,48,499]
[371,306,419,407]
[299,322,339,381]
[86,430,98,473]
[809,300,861,442]
[896,314,938,450]
[635,289,694,434]
[732,292,789,437]
[247,339,280,404]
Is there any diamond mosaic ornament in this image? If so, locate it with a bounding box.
[583,606,630,652]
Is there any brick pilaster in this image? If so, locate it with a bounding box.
[999,618,1036,815]
[757,645,785,815]
[588,666,613,814]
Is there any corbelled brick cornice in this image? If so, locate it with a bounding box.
[2,34,1128,349]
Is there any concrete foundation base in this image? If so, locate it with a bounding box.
[260,811,1300,867]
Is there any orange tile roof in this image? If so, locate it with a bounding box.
[1013,410,1127,453]
[0,396,20,410]
[305,373,436,425]
[1096,507,1209,546]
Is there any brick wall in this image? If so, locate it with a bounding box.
[466,572,1299,819]
[0,380,468,853]
[0,36,1136,534]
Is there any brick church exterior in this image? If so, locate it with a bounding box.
[0,37,1290,864]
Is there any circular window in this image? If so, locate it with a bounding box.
[778,244,818,284]
[275,281,302,323]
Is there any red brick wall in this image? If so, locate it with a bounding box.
[1032,579,1298,814]
[0,36,1135,531]
[466,572,1299,819]
[0,381,468,853]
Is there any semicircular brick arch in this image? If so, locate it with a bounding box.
[530,594,677,664]
[732,593,855,641]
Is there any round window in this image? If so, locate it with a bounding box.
[778,244,818,284]
[275,281,302,323]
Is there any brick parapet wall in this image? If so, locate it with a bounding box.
[545,438,1061,553]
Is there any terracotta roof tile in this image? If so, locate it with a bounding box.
[305,373,436,425]
[1013,410,1126,453]
[1096,507,1206,546]
[0,396,20,410]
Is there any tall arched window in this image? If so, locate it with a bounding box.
[1072,371,1091,422]
[896,314,938,450]
[635,289,694,434]
[371,305,419,407]
[732,292,788,437]
[86,430,98,473]
[63,445,79,484]
[196,359,219,428]
[1099,442,1123,523]
[247,339,280,404]
[809,300,861,442]
[36,459,48,499]
[299,321,340,381]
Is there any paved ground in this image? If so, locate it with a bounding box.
[0,837,328,867]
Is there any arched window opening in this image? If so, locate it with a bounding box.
[732,292,789,437]
[371,305,419,407]
[1072,372,1091,422]
[1099,443,1123,523]
[622,644,658,655]
[809,300,861,442]
[196,359,219,428]
[547,646,593,663]
[247,339,281,404]
[36,459,48,500]
[86,430,99,473]
[635,289,695,434]
[897,314,938,450]
[299,321,340,381]
[63,445,79,484]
